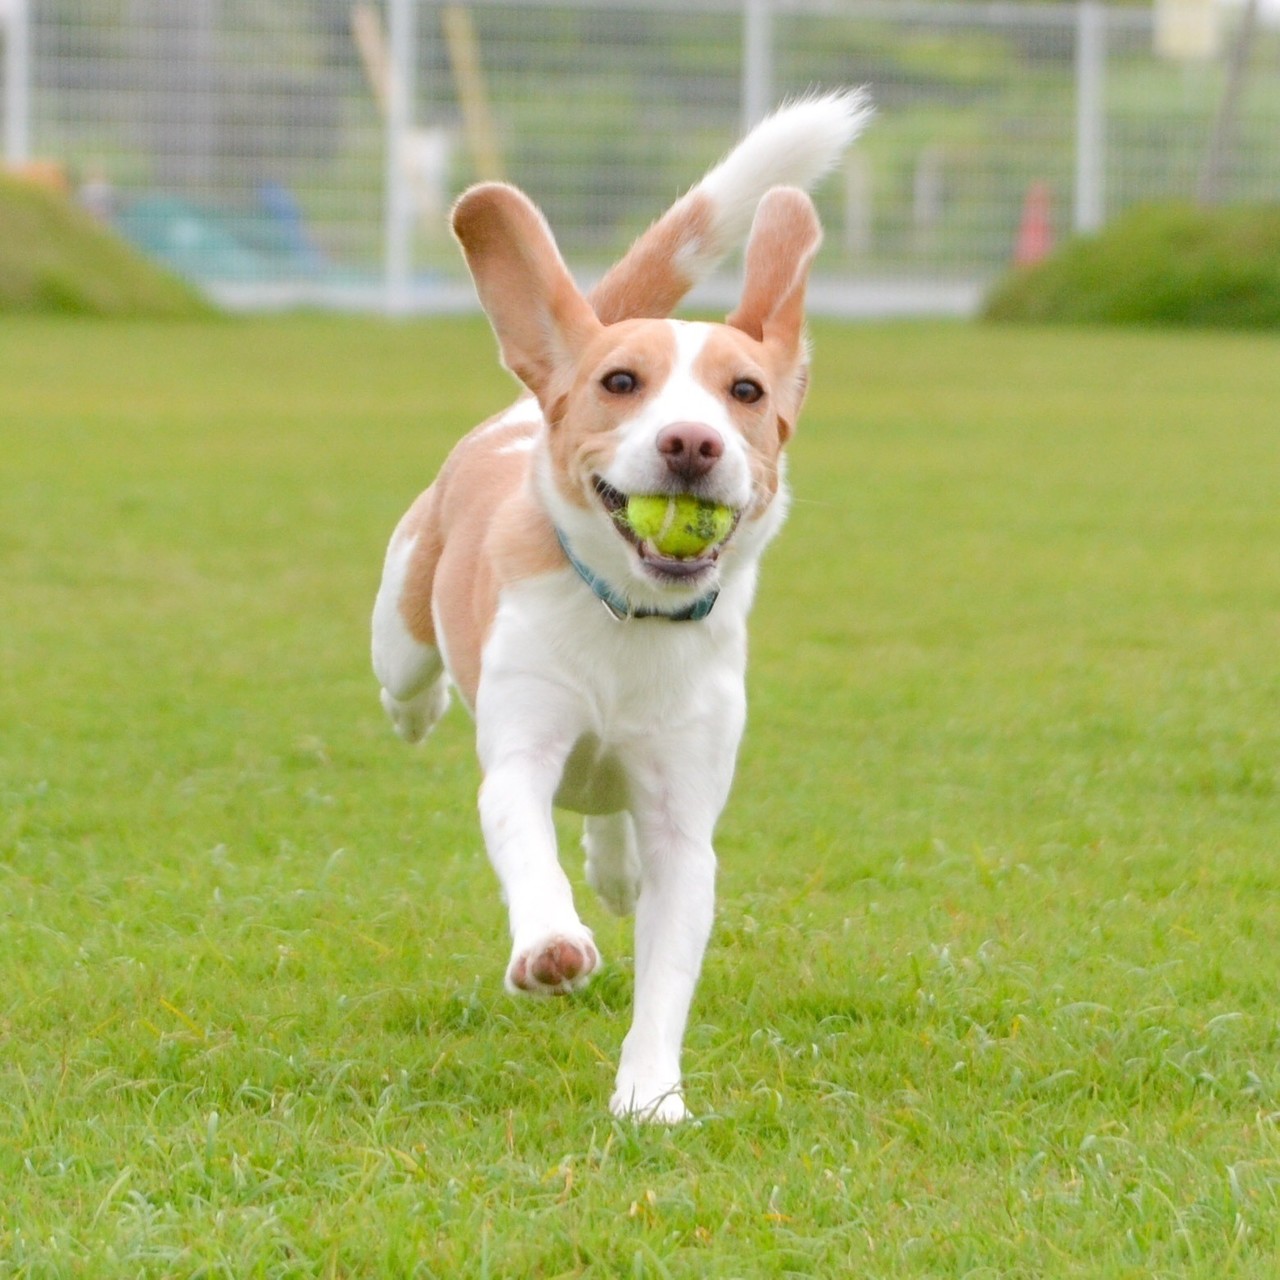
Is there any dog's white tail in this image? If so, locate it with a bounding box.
[589,88,872,325]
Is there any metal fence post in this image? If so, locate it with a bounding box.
[3,0,32,166]
[742,0,773,131]
[1197,0,1262,205]
[385,0,415,315]
[1074,0,1106,233]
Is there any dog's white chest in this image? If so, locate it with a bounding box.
[479,571,749,814]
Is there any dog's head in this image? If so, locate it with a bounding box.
[453,183,821,610]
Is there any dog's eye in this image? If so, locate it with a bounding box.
[730,379,764,405]
[601,370,638,395]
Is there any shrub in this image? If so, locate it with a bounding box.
[983,202,1280,328]
[0,174,211,318]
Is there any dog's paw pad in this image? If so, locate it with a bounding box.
[506,933,600,996]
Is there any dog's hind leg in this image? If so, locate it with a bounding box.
[372,491,451,744]
[583,811,640,917]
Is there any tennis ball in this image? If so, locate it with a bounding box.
[623,494,735,559]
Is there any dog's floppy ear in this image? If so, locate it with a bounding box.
[727,186,822,348]
[726,187,822,438]
[452,183,602,399]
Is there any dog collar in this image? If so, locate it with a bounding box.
[554,528,718,623]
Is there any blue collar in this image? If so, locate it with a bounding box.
[555,527,718,622]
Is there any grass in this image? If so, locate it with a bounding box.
[0,176,208,318]
[2,315,1279,1276]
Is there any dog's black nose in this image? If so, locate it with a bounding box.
[657,422,724,482]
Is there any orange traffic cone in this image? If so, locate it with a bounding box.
[1014,180,1054,267]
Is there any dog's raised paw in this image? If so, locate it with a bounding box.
[380,679,449,744]
[506,930,600,996]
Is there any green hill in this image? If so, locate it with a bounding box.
[0,175,211,317]
[984,202,1280,329]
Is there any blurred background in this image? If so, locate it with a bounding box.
[3,0,1278,316]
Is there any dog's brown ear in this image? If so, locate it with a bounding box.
[728,186,821,345]
[452,183,602,398]
[726,188,822,441]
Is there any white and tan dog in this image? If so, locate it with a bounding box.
[372,91,870,1122]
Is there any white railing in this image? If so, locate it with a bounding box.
[2,0,31,165]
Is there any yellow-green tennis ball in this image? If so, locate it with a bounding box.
[624,494,735,558]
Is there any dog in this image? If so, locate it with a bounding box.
[372,91,870,1122]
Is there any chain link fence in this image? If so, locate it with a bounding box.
[4,0,1279,314]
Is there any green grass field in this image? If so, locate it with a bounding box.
[2,316,1278,1277]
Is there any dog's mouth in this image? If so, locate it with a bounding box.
[593,477,740,581]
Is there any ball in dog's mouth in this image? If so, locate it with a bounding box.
[593,477,739,579]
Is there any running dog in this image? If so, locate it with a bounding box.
[372,91,870,1121]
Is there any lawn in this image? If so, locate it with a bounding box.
[1,316,1278,1277]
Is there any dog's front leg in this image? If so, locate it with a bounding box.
[612,703,744,1123]
[476,674,599,997]
[611,828,715,1124]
